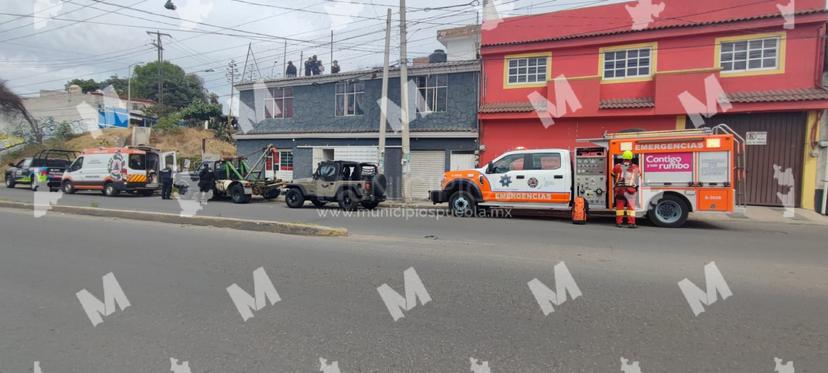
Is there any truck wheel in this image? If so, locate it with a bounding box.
[103,182,120,196]
[230,184,250,204]
[4,176,15,188]
[285,188,305,208]
[449,191,477,217]
[140,190,155,197]
[337,188,359,211]
[311,199,327,208]
[62,181,75,194]
[361,200,379,210]
[648,195,689,228]
[263,188,280,200]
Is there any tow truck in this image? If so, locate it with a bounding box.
[204,145,287,204]
[429,126,745,227]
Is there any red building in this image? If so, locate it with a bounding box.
[479,0,828,208]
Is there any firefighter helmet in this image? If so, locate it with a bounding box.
[622,150,634,160]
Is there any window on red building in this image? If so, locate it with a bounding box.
[720,36,779,72]
[507,56,547,84]
[603,47,652,79]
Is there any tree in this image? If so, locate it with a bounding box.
[0,80,41,143]
[180,99,222,122]
[65,79,100,93]
[100,75,129,96]
[131,61,207,114]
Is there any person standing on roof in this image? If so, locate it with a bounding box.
[285,61,297,77]
[304,58,313,76]
[612,150,640,228]
[330,60,340,74]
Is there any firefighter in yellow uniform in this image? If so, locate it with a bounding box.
[612,150,640,228]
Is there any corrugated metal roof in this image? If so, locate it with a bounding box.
[482,9,828,48]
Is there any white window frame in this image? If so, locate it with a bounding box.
[719,36,780,73]
[265,87,293,119]
[415,74,448,113]
[506,56,548,85]
[335,81,365,117]
[602,46,653,80]
[277,151,293,171]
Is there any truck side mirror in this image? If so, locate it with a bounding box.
[485,161,494,174]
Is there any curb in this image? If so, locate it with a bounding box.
[0,200,348,237]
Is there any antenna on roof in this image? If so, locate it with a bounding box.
[240,42,263,83]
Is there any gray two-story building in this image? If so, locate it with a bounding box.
[234,59,480,200]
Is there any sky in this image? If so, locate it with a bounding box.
[0,0,626,112]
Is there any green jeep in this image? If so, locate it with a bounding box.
[284,161,387,210]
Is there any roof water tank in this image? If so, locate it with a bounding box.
[428,49,447,64]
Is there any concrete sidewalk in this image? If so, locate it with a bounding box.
[696,206,828,226]
[384,200,828,226]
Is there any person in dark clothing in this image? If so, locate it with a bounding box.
[197,164,215,202]
[159,166,173,200]
[285,61,297,77]
[304,58,313,76]
[311,55,320,75]
[330,60,340,74]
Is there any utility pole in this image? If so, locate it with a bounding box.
[282,40,287,77]
[378,8,392,173]
[226,60,239,130]
[146,30,172,107]
[399,0,411,202]
[330,30,334,68]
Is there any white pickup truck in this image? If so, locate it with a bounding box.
[429,127,745,227]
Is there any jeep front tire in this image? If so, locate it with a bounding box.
[285,188,305,208]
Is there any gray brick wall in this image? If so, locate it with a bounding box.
[239,71,479,134]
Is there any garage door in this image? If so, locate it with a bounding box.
[698,113,806,206]
[450,152,477,170]
[312,146,378,167]
[409,151,445,200]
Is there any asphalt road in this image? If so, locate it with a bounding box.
[1,207,827,372]
[0,185,802,244]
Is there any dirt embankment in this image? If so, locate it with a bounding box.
[1,128,236,173]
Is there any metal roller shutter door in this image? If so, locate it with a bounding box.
[450,152,477,170]
[409,151,446,200]
[698,112,806,206]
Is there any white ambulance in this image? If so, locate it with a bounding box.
[62,146,176,196]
